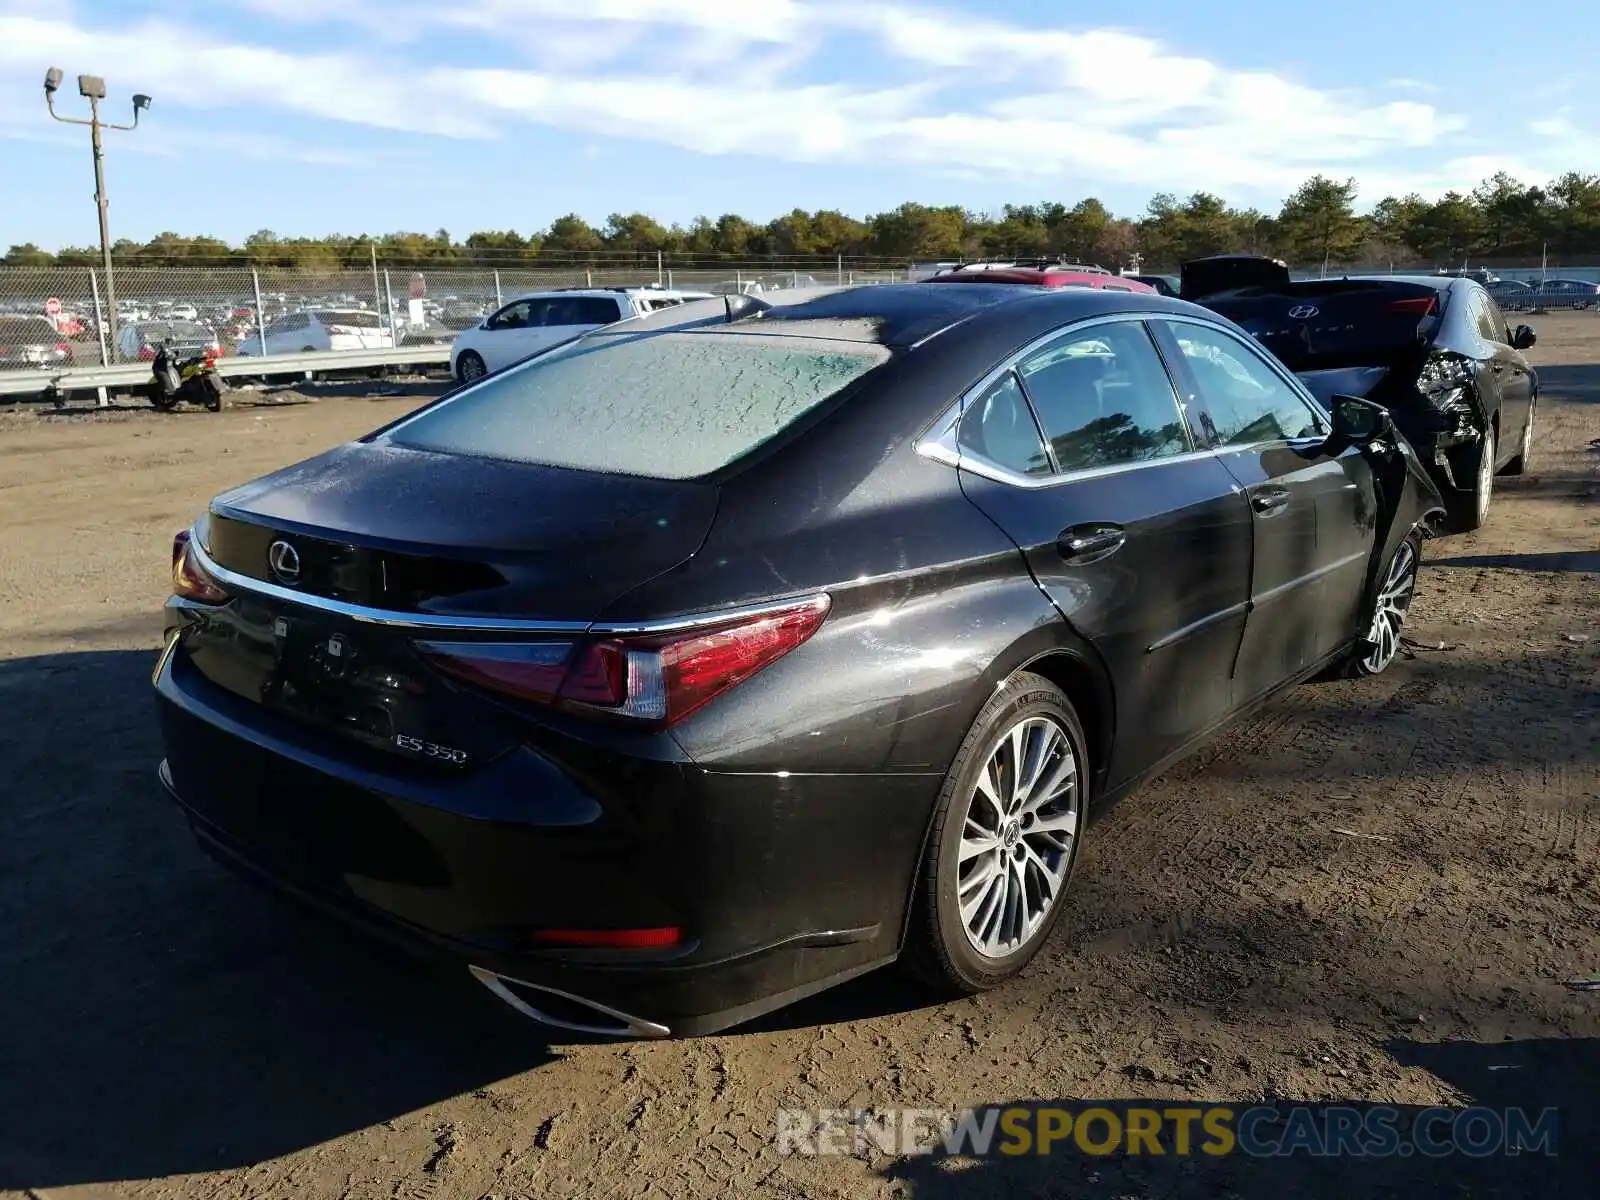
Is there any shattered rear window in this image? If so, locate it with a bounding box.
[382,329,891,479]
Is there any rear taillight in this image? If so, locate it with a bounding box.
[417,595,830,728]
[1385,295,1439,315]
[1416,352,1474,414]
[55,342,71,354]
[526,927,682,949]
[138,345,156,361]
[171,529,228,604]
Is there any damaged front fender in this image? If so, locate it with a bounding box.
[1361,423,1447,605]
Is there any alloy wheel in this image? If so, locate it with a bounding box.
[1362,540,1418,673]
[956,715,1079,959]
[459,353,487,383]
[1475,427,1495,525]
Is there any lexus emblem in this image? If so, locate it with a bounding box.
[267,539,302,585]
[1287,304,1320,320]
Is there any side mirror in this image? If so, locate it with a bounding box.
[1329,394,1391,445]
[1510,324,1537,351]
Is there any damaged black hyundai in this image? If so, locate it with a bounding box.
[1182,254,1538,531]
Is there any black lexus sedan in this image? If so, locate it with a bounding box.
[1181,255,1538,531]
[156,284,1444,1037]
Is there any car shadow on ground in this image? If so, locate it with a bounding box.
[878,1038,1596,1198]
[1429,550,1600,572]
[0,649,555,1190]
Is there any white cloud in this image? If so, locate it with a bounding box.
[3,0,1562,205]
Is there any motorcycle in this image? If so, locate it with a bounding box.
[148,342,225,412]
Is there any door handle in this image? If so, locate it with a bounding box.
[1250,488,1290,515]
[1057,525,1126,563]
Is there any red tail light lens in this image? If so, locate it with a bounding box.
[1384,296,1439,315]
[171,529,228,604]
[417,595,830,728]
[138,345,156,361]
[526,927,682,949]
[416,640,576,705]
[55,342,71,354]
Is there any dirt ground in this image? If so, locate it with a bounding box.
[1,320,1597,1200]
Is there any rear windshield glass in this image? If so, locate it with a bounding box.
[0,319,58,342]
[383,330,891,478]
[315,310,381,327]
[140,321,211,341]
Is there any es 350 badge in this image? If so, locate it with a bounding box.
[394,733,469,764]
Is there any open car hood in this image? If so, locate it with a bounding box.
[1180,254,1293,301]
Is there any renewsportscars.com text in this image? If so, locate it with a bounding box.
[776,1104,1559,1159]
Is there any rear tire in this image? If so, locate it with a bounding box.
[456,350,487,384]
[1447,424,1495,532]
[904,672,1088,996]
[1502,397,1534,476]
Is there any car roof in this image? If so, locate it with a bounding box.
[928,268,1158,292]
[602,282,1190,349]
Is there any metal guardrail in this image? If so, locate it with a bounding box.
[0,344,452,401]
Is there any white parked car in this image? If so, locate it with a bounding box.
[449,287,711,382]
[235,309,395,356]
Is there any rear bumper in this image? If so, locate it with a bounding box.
[153,645,929,1035]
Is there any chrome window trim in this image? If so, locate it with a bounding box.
[914,312,1221,490]
[185,534,828,636]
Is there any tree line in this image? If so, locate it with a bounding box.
[5,172,1599,272]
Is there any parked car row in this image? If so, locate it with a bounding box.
[155,259,1538,1039]
[1486,277,1600,311]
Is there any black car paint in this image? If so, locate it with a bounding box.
[155,284,1444,1035]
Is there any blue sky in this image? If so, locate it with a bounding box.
[1,0,1596,250]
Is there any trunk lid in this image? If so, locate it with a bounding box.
[1179,254,1292,301]
[1186,276,1443,375]
[186,441,718,764]
[207,441,717,618]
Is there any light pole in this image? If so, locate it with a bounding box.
[44,68,150,356]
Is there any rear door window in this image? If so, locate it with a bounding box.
[546,297,625,326]
[1016,321,1192,471]
[1470,290,1505,344]
[383,330,892,479]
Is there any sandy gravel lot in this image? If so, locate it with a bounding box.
[1,320,1597,1199]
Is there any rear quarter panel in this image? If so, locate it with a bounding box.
[602,331,1086,779]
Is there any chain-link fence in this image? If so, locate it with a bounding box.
[0,260,919,367]
[4,255,1596,370]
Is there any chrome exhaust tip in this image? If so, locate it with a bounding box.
[468,965,672,1039]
